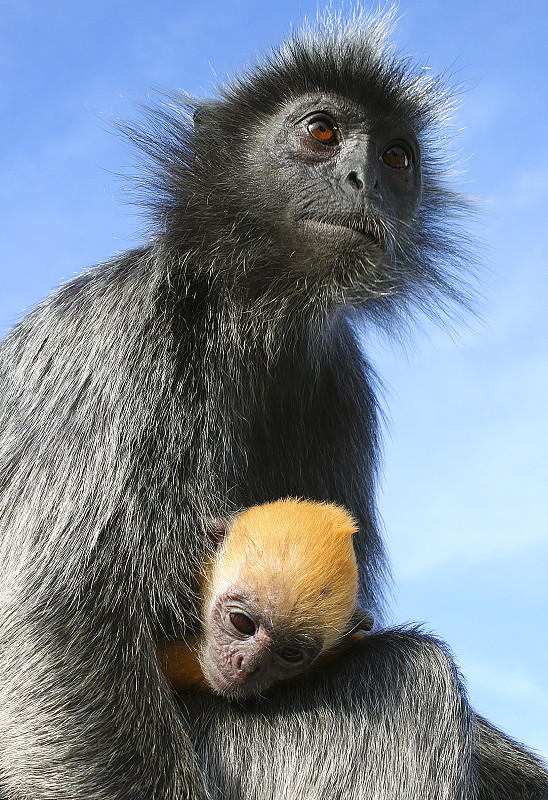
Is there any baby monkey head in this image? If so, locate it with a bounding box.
[199,498,371,697]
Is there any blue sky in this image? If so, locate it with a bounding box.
[1,0,546,758]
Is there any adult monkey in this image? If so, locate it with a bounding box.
[0,9,546,800]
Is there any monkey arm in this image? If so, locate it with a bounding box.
[473,714,548,799]
[180,630,548,800]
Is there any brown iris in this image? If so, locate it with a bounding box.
[229,611,256,636]
[307,118,337,144]
[382,144,410,169]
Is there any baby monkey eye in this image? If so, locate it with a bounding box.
[381,144,411,169]
[278,646,304,663]
[229,611,256,636]
[307,117,338,144]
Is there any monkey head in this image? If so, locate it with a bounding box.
[171,19,469,324]
[198,499,369,698]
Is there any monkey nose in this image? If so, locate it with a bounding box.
[232,633,272,678]
[347,170,364,191]
[234,653,260,674]
[345,166,379,196]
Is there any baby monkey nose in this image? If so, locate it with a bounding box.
[232,631,273,676]
[234,653,261,675]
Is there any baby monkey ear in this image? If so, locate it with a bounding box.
[346,607,375,641]
[204,517,232,551]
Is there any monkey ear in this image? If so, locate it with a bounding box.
[347,607,375,635]
[204,517,232,550]
[356,609,374,632]
[192,101,224,132]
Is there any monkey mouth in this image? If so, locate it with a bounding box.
[299,218,386,251]
[203,657,266,698]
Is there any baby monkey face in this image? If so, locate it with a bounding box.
[199,498,372,697]
[200,585,325,697]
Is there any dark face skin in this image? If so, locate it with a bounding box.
[247,92,422,266]
[201,588,324,697]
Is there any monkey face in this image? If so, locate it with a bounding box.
[242,92,422,296]
[199,587,324,698]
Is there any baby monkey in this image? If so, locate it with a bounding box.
[158,498,373,698]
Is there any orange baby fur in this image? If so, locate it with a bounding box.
[159,498,360,692]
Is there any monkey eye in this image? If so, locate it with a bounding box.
[381,144,411,169]
[229,611,256,636]
[278,646,304,663]
[307,117,338,145]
